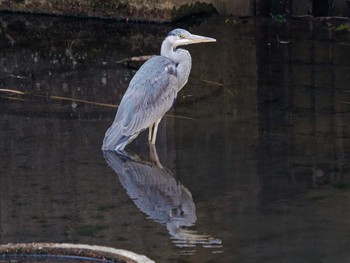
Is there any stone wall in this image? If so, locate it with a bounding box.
[257,0,350,17]
[0,0,253,22]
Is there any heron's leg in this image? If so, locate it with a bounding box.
[148,124,154,142]
[149,144,163,169]
[151,118,162,145]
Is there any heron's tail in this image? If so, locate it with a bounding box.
[102,123,131,151]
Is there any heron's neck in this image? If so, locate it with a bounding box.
[161,42,192,91]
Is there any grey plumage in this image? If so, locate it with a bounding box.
[103,149,222,249]
[102,29,216,151]
[102,56,178,151]
[103,150,196,225]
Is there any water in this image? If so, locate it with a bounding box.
[1,13,350,262]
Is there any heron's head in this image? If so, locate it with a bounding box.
[166,28,216,48]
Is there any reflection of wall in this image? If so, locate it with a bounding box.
[257,0,350,17]
[257,19,350,204]
[173,18,260,246]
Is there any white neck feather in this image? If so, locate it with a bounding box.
[161,40,192,91]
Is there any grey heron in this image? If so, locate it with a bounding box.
[102,28,216,151]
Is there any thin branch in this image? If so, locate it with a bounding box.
[201,78,224,87]
[201,78,241,98]
[116,55,155,64]
[1,96,27,101]
[0,88,25,95]
[50,96,118,108]
[0,88,118,108]
[165,113,196,121]
[0,87,196,120]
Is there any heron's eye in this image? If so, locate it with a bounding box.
[179,34,185,39]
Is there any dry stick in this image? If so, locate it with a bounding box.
[201,78,241,98]
[52,96,195,120]
[0,19,16,45]
[116,55,155,64]
[1,96,27,102]
[165,114,196,121]
[5,33,16,45]
[0,88,25,95]
[0,88,118,108]
[50,96,118,108]
[201,78,225,87]
[0,88,194,120]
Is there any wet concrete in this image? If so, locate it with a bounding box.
[1,256,113,262]
[0,243,154,262]
[1,13,350,263]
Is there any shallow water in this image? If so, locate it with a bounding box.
[1,13,350,263]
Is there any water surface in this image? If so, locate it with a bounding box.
[1,13,350,262]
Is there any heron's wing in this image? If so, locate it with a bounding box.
[115,56,178,136]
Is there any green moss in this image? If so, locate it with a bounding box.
[172,2,217,21]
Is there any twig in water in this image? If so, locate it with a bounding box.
[201,78,241,98]
[50,96,118,108]
[0,88,25,95]
[116,55,155,64]
[165,113,196,121]
[1,96,27,102]
[0,87,195,120]
[0,88,118,108]
[201,78,224,87]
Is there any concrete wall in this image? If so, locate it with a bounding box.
[0,0,254,22]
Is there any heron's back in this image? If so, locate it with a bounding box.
[102,56,178,151]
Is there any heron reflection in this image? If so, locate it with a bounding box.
[103,146,222,250]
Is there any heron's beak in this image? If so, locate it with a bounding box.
[187,34,216,44]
